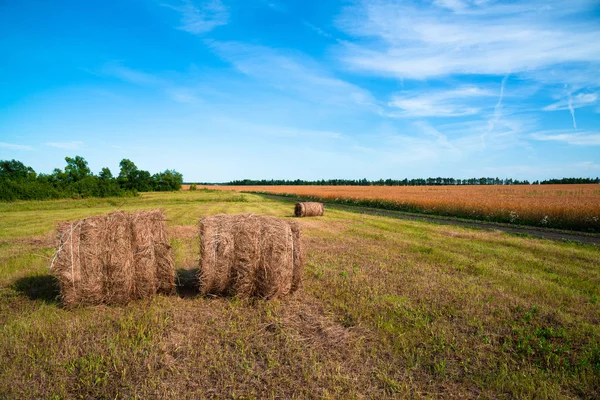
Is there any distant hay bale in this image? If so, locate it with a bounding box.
[294,202,324,217]
[198,214,304,299]
[51,210,175,307]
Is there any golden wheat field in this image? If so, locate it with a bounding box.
[186,185,600,231]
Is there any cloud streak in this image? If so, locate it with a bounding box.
[207,41,377,110]
[102,62,165,86]
[387,86,494,117]
[0,142,33,151]
[482,74,509,148]
[532,131,600,146]
[543,90,597,130]
[164,0,228,35]
[45,141,85,150]
[336,0,600,80]
[544,92,599,111]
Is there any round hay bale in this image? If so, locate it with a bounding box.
[294,202,324,217]
[198,214,304,299]
[51,209,175,307]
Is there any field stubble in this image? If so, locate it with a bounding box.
[0,190,599,398]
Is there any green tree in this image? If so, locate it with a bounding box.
[64,156,91,183]
[99,167,113,180]
[137,170,154,192]
[153,169,183,191]
[96,167,123,197]
[0,160,36,181]
[118,159,139,190]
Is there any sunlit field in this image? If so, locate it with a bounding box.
[195,185,600,232]
[1,190,599,398]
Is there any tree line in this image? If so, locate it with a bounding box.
[0,157,183,201]
[227,177,600,186]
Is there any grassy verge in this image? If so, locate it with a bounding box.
[1,191,599,398]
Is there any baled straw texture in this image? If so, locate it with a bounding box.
[198,214,304,299]
[294,202,324,217]
[51,209,175,307]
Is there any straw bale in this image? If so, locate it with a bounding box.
[198,214,304,299]
[51,209,175,307]
[294,202,324,217]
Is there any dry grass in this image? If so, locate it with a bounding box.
[211,184,600,231]
[0,190,599,398]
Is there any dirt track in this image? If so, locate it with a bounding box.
[258,193,600,246]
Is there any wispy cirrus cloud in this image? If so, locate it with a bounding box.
[99,61,205,104]
[387,85,494,117]
[543,91,598,111]
[207,41,377,110]
[164,0,228,35]
[336,0,600,80]
[102,62,165,86]
[45,141,85,150]
[531,131,600,146]
[543,90,598,130]
[0,142,34,151]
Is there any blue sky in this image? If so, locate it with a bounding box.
[1,0,599,182]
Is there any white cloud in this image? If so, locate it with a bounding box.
[436,113,536,151]
[544,92,598,111]
[164,0,228,35]
[531,131,600,145]
[482,74,509,148]
[412,120,456,150]
[0,142,33,151]
[205,116,344,140]
[102,62,165,86]
[336,0,600,80]
[542,90,598,130]
[45,141,85,150]
[166,87,201,104]
[387,85,493,117]
[434,0,469,12]
[207,41,377,110]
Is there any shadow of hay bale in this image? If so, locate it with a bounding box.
[176,268,200,298]
[12,274,60,303]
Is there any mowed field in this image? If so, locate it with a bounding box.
[1,190,600,398]
[192,185,600,232]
